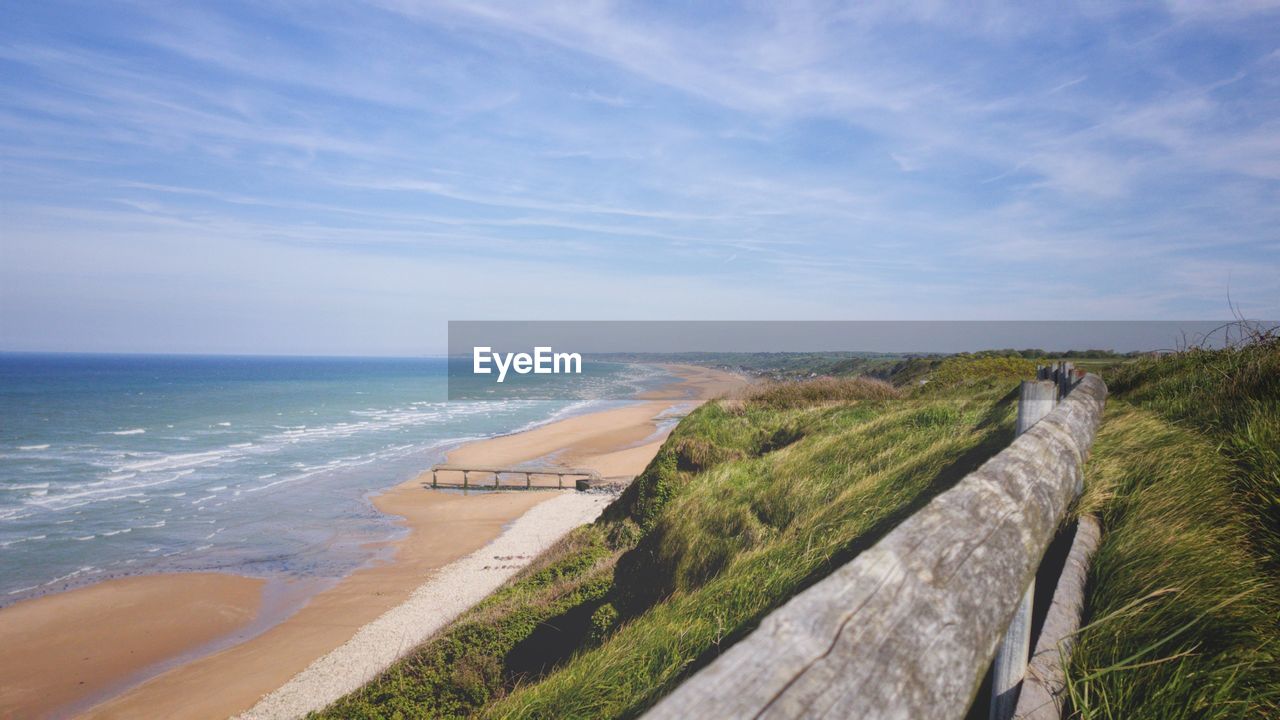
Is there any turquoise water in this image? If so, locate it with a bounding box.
[0,354,668,603]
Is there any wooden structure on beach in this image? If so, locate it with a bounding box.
[427,464,601,490]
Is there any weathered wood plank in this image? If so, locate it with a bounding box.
[991,380,1059,720]
[1014,515,1102,720]
[644,375,1107,720]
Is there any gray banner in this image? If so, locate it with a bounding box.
[446,320,1273,400]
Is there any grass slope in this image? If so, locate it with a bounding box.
[313,343,1279,719]
[1065,338,1280,719]
[316,367,1029,719]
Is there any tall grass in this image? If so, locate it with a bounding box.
[737,376,900,409]
[316,372,1023,719]
[1066,342,1280,719]
[1103,337,1280,562]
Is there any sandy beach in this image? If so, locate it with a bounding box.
[0,363,743,720]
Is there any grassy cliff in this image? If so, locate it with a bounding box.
[315,361,1030,719]
[314,342,1279,719]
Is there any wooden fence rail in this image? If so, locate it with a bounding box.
[645,372,1107,720]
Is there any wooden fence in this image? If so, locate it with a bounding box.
[645,368,1107,720]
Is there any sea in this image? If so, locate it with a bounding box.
[0,353,670,604]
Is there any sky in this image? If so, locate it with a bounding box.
[1,1,1278,355]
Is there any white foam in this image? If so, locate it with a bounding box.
[22,469,195,511]
[43,566,98,587]
[17,444,50,451]
[106,428,146,436]
[118,450,231,473]
[0,535,46,545]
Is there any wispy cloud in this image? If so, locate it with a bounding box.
[2,0,1278,353]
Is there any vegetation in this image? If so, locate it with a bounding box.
[316,370,1025,719]
[604,349,1130,386]
[599,351,913,381]
[1066,335,1280,719]
[1101,336,1280,562]
[315,337,1279,719]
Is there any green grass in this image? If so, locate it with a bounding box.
[1064,338,1280,719]
[1102,337,1280,562]
[315,372,1024,719]
[312,342,1280,719]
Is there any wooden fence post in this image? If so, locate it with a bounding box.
[431,470,437,489]
[991,379,1058,720]
[1057,362,1075,399]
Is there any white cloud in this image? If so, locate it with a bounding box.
[2,0,1277,354]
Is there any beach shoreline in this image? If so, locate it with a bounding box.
[0,363,744,719]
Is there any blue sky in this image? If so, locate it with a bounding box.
[1,1,1278,355]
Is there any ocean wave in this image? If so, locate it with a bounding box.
[105,428,146,436]
[0,534,47,548]
[41,566,100,588]
[117,450,234,474]
[4,482,50,490]
[16,469,197,513]
[17,444,51,451]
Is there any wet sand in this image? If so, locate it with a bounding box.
[78,492,550,720]
[0,364,744,720]
[0,573,264,719]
